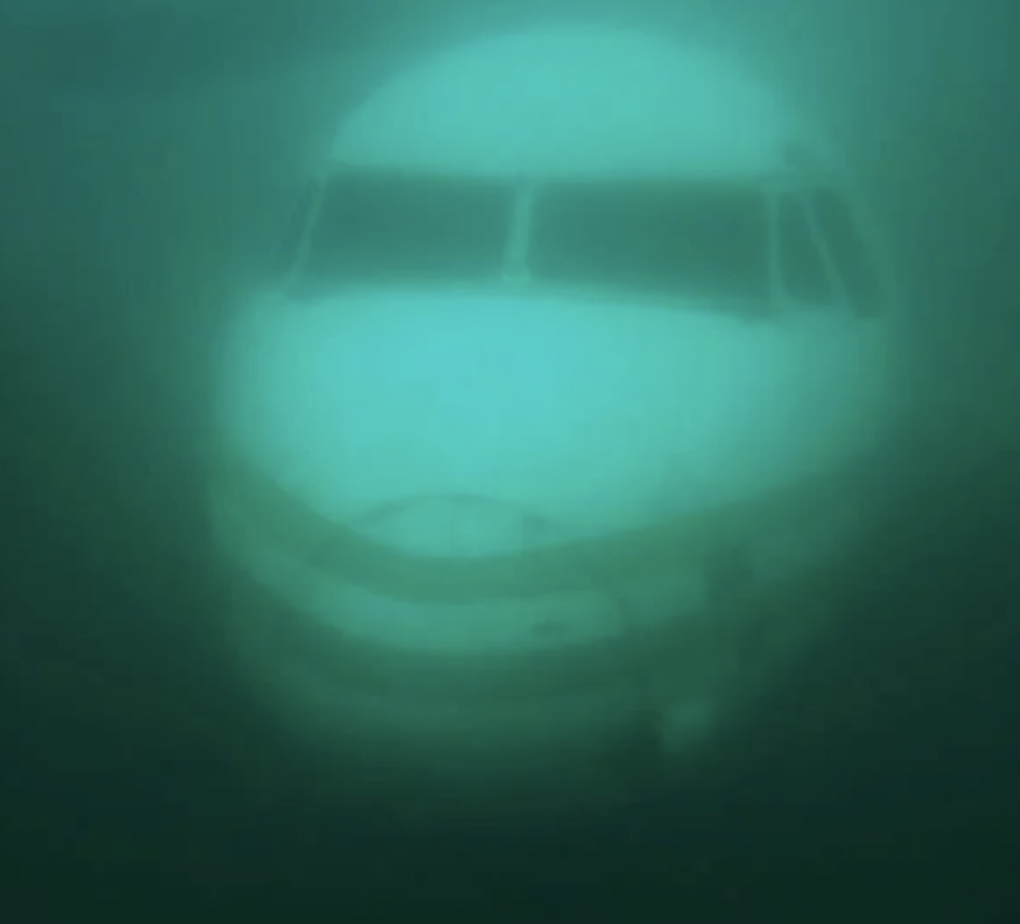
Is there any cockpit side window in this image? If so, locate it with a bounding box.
[298,170,512,287]
[776,192,835,305]
[275,180,320,278]
[529,181,771,312]
[807,187,887,316]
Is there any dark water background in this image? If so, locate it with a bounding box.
[1,1,1018,919]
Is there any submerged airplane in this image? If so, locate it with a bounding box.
[208,22,902,821]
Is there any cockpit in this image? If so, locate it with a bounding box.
[278,167,888,318]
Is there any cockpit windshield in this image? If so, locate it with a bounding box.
[284,168,885,316]
[301,172,512,285]
[530,179,769,308]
